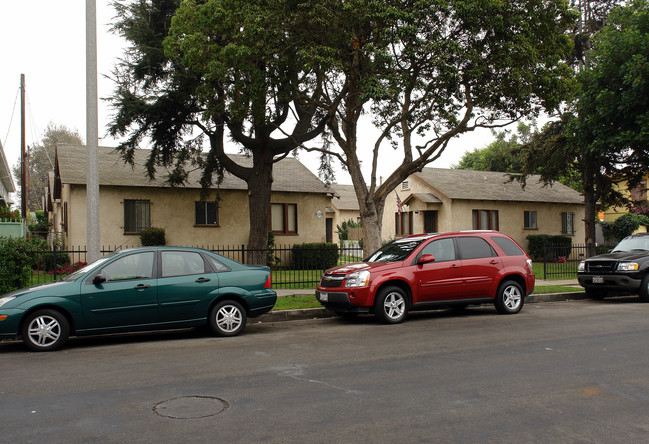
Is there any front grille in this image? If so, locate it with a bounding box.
[320,274,346,288]
[586,260,617,273]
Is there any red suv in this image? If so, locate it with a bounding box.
[316,231,535,323]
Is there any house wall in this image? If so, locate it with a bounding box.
[63,184,331,248]
[331,208,362,243]
[381,177,586,252]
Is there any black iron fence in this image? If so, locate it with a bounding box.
[26,244,366,289]
[19,242,614,290]
[535,243,614,280]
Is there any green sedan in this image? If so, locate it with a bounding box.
[0,247,277,351]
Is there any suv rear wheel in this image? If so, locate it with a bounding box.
[374,286,408,324]
[494,280,524,314]
[639,275,649,302]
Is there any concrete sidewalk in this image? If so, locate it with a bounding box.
[262,279,586,322]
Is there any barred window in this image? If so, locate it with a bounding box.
[124,200,150,234]
[561,212,575,235]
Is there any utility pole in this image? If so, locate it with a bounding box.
[20,74,27,218]
[86,0,100,262]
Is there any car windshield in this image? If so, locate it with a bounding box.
[61,255,114,282]
[365,238,426,263]
[612,236,649,252]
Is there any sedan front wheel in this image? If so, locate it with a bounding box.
[21,309,70,352]
[209,300,247,337]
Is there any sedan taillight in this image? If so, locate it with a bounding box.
[264,273,272,288]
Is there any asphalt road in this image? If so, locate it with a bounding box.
[2,298,649,443]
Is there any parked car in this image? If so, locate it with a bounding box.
[578,233,649,301]
[0,247,277,351]
[316,231,535,323]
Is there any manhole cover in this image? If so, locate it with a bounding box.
[153,395,229,419]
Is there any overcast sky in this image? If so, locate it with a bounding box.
[0,1,493,194]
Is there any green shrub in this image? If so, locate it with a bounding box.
[601,214,649,242]
[140,227,166,246]
[291,243,339,270]
[0,238,35,293]
[336,219,362,243]
[526,234,572,261]
[28,210,51,239]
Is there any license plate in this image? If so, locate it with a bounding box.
[319,292,328,302]
[592,276,604,284]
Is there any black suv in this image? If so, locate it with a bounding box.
[578,233,649,301]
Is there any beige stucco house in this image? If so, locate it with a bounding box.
[382,168,586,250]
[50,144,335,248]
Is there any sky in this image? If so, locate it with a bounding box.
[0,1,494,197]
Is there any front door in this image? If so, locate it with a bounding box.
[414,238,463,301]
[424,211,438,233]
[326,218,333,243]
[81,251,157,330]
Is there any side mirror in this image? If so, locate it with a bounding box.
[93,274,107,285]
[418,254,436,265]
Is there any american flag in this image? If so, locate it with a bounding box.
[395,191,403,214]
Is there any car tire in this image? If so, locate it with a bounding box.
[209,300,247,337]
[639,275,649,302]
[374,286,408,324]
[21,309,70,352]
[494,280,524,314]
[586,288,607,300]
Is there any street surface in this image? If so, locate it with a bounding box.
[2,298,649,443]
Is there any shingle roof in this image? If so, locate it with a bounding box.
[56,144,331,194]
[403,193,442,205]
[414,168,584,204]
[330,184,360,211]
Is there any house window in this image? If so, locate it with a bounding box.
[124,199,150,234]
[472,210,499,230]
[395,211,413,236]
[561,212,575,235]
[195,201,218,226]
[631,181,647,201]
[271,203,297,234]
[524,211,537,229]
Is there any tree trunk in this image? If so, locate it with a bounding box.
[359,199,385,256]
[582,160,598,255]
[246,150,274,265]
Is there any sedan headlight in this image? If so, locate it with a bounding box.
[617,262,639,271]
[345,270,370,288]
[578,261,585,272]
[0,296,15,308]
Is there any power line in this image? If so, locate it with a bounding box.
[2,87,19,149]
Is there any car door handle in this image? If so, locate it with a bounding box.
[134,284,151,290]
[490,260,499,264]
[195,278,211,283]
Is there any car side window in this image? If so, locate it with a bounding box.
[491,236,525,256]
[457,237,496,260]
[419,238,456,262]
[102,252,155,281]
[161,251,207,277]
[206,256,231,273]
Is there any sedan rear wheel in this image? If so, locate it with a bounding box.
[209,300,247,337]
[21,309,70,352]
[374,286,408,324]
[494,280,524,314]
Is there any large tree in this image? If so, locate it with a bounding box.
[12,123,83,212]
[109,0,328,263]
[303,0,575,254]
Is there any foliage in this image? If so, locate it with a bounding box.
[526,234,573,260]
[336,219,362,243]
[139,227,166,246]
[28,210,51,239]
[601,214,649,242]
[266,231,280,267]
[0,206,21,221]
[0,238,37,293]
[11,123,82,212]
[291,243,339,270]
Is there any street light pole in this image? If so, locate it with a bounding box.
[86,0,100,263]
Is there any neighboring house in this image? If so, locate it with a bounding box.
[601,175,649,223]
[382,168,586,250]
[0,140,15,208]
[50,144,334,248]
[328,184,361,242]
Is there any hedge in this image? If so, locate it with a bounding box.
[291,243,339,270]
[526,234,572,261]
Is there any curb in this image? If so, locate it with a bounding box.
[258,291,588,323]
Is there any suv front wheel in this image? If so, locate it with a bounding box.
[374,286,408,324]
[494,280,524,314]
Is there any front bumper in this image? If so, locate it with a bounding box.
[315,290,371,314]
[578,274,642,292]
[0,308,24,339]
